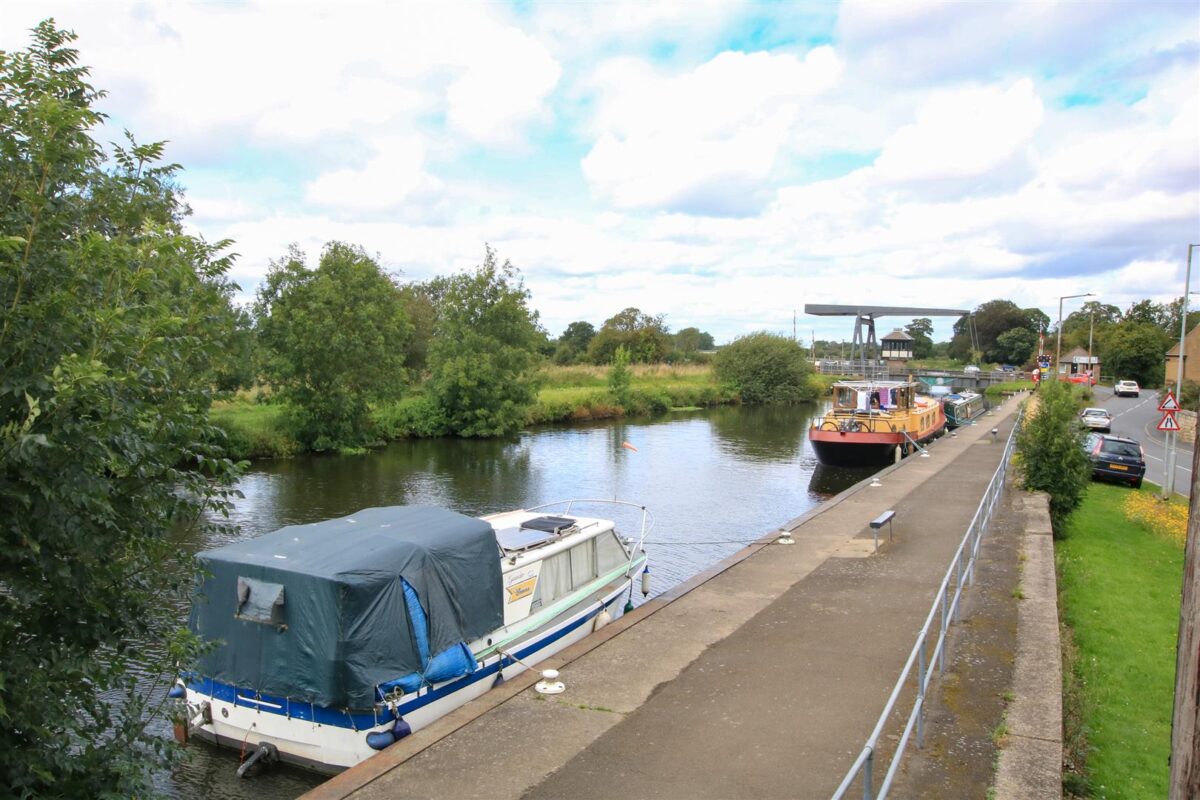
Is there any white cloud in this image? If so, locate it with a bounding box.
[580,47,843,212]
[873,79,1043,183]
[304,136,440,212]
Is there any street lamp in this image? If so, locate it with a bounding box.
[1165,244,1200,497]
[1055,293,1095,379]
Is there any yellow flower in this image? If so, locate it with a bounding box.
[1124,491,1189,545]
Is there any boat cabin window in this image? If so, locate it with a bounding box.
[531,534,629,611]
[833,385,912,411]
[234,576,286,627]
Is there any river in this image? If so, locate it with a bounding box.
[158,401,875,798]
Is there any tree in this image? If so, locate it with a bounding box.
[1163,297,1200,341]
[713,332,817,404]
[989,328,1038,365]
[553,320,595,365]
[1060,300,1121,351]
[1022,307,1051,335]
[1125,299,1169,329]
[1,22,241,795]
[607,345,632,407]
[587,307,672,364]
[1102,321,1171,386]
[256,242,411,450]
[1017,380,1090,531]
[426,245,542,436]
[905,318,934,359]
[674,326,714,353]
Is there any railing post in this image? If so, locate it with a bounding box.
[863,750,873,800]
[939,590,948,675]
[917,637,927,748]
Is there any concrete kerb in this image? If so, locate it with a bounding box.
[993,491,1063,800]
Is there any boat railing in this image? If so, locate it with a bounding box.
[525,499,654,576]
[830,406,1023,800]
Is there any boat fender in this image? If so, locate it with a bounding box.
[167,680,186,700]
[594,607,612,632]
[366,717,412,751]
[366,730,395,751]
[641,566,651,597]
[236,742,278,778]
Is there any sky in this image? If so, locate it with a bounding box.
[5,1,1200,343]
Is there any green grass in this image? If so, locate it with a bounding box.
[984,379,1035,398]
[1056,482,1183,798]
[209,398,297,459]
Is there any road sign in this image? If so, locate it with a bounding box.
[1160,392,1180,412]
[1159,412,1181,432]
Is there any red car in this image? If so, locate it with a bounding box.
[1065,373,1096,386]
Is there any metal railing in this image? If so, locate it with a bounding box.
[831,407,1024,800]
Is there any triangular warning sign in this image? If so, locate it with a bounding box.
[1158,412,1181,431]
[1159,392,1180,411]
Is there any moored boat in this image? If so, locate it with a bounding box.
[808,380,945,467]
[174,500,649,774]
[941,391,986,428]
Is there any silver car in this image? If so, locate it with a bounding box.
[1080,407,1112,432]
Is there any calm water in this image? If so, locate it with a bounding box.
[160,401,875,799]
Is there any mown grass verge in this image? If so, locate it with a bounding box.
[1056,481,1184,798]
[984,379,1035,399]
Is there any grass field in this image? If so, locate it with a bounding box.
[1057,481,1185,798]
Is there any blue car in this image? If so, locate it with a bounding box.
[1084,433,1146,489]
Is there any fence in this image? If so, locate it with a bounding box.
[830,407,1024,800]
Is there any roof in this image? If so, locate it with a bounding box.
[882,329,914,341]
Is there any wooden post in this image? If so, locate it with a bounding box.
[1170,424,1200,799]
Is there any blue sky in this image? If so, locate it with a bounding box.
[5,1,1199,343]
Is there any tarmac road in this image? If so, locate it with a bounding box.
[1093,385,1194,498]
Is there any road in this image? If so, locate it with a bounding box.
[1093,385,1194,498]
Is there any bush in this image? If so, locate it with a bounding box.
[1017,381,1090,532]
[713,332,817,404]
[373,394,449,439]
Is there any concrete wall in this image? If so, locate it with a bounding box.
[994,492,1062,800]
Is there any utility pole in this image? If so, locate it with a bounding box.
[1166,245,1197,498]
[1169,432,1200,798]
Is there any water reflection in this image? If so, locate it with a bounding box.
[708,404,814,461]
[808,463,879,499]
[168,400,874,799]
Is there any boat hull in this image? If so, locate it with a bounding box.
[808,411,945,467]
[183,573,638,773]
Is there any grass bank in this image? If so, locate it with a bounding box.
[1057,481,1184,797]
[211,365,835,459]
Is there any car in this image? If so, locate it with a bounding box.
[1079,407,1113,432]
[963,365,981,374]
[1114,380,1140,397]
[1083,433,1146,489]
[1066,372,1096,386]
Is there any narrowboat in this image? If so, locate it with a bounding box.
[808,380,945,467]
[174,501,650,774]
[941,391,986,428]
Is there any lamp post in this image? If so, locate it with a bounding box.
[1055,293,1094,380]
[1164,244,1199,498]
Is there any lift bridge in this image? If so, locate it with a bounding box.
[804,304,993,385]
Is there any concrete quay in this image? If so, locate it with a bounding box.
[305,393,1050,800]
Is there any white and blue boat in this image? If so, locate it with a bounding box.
[175,500,650,774]
[941,391,986,429]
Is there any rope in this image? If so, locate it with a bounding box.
[640,538,770,546]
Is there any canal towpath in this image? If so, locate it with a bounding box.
[305,394,1027,800]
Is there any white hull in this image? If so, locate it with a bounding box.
[186,577,634,773]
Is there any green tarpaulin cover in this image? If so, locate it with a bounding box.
[188,506,503,710]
